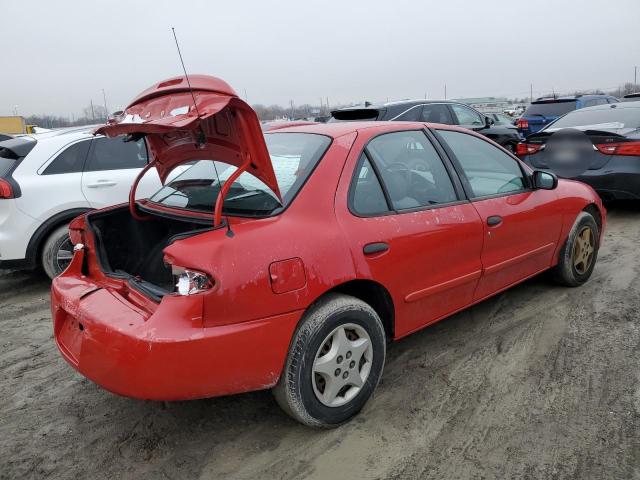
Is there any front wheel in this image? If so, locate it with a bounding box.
[553,211,599,287]
[41,224,73,279]
[273,293,386,427]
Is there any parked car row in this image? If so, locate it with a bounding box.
[331,100,522,152]
[48,75,605,427]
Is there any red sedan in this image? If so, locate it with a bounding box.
[52,75,605,427]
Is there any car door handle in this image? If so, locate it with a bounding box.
[87,180,117,188]
[363,242,389,255]
[487,215,503,226]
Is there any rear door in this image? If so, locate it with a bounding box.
[81,136,161,208]
[434,129,562,301]
[336,128,484,337]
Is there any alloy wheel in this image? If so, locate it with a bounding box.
[56,236,74,273]
[572,226,595,275]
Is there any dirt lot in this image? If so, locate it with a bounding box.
[1,204,640,480]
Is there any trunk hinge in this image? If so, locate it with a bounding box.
[129,158,158,220]
[213,157,250,228]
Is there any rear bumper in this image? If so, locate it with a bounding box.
[575,167,640,200]
[51,274,302,401]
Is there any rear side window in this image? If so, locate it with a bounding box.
[524,101,577,117]
[450,104,484,126]
[421,104,454,124]
[351,155,390,215]
[438,130,525,198]
[85,137,148,172]
[395,106,422,121]
[365,130,458,210]
[43,140,91,175]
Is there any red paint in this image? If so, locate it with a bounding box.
[51,76,606,402]
[269,258,307,294]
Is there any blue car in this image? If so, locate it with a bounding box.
[517,94,619,136]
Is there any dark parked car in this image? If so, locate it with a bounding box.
[0,133,12,142]
[331,100,522,152]
[517,101,640,200]
[517,94,619,136]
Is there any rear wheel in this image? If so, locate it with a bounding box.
[553,211,599,287]
[273,293,386,427]
[41,224,73,279]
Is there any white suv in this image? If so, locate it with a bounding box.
[0,126,165,278]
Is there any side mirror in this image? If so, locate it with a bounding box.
[532,170,558,190]
[485,116,494,128]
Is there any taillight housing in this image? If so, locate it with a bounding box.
[0,179,14,199]
[171,265,213,296]
[516,143,542,156]
[595,141,640,156]
[517,118,529,130]
[68,215,86,245]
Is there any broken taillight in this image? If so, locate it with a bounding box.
[595,141,640,156]
[171,266,213,296]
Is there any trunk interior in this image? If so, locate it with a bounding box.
[87,206,210,296]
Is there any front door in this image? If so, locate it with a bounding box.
[335,129,484,338]
[435,129,562,301]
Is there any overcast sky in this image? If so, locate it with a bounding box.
[2,0,639,117]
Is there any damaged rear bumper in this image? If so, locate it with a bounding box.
[51,273,302,401]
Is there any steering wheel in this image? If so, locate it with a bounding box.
[386,162,440,204]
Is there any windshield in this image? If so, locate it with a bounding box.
[148,132,331,216]
[545,106,640,131]
[524,101,577,118]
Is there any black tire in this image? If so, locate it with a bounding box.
[41,224,73,279]
[273,293,386,428]
[553,211,599,287]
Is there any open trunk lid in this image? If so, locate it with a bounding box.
[95,75,280,198]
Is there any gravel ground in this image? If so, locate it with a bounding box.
[1,203,639,480]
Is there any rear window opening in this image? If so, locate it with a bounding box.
[524,100,577,117]
[148,132,331,217]
[0,137,37,177]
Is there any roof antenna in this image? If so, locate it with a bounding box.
[172,27,205,147]
[171,27,231,235]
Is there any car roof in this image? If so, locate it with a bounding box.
[22,124,102,141]
[533,94,615,103]
[568,100,640,112]
[263,120,469,138]
[335,99,461,112]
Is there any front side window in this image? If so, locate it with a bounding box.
[43,140,91,175]
[149,133,331,216]
[364,130,458,210]
[421,104,454,124]
[450,104,484,126]
[437,130,526,198]
[85,137,148,172]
